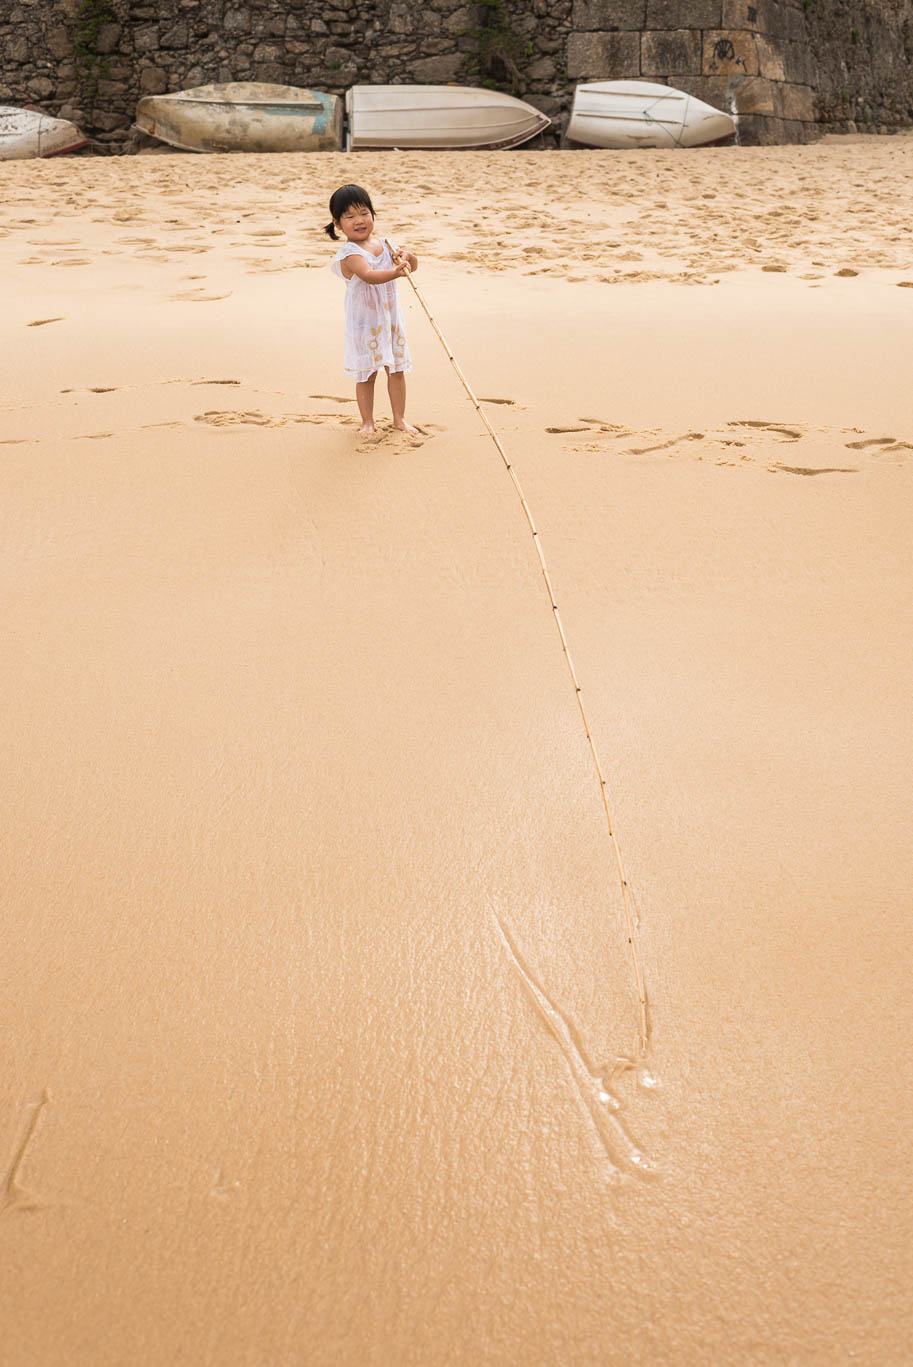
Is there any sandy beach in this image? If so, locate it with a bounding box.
[2,139,912,1365]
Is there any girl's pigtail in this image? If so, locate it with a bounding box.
[325,221,338,239]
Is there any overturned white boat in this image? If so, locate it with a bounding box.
[567,81,736,149]
[135,83,343,153]
[0,106,88,160]
[346,85,550,150]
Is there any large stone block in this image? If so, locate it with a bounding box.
[571,0,645,30]
[223,9,251,35]
[781,118,816,143]
[134,25,160,52]
[138,65,167,93]
[686,74,738,113]
[756,34,784,80]
[722,0,789,39]
[647,0,721,27]
[784,6,807,43]
[782,40,816,86]
[253,62,287,83]
[160,21,189,49]
[733,74,776,114]
[778,81,815,121]
[524,55,558,82]
[411,53,463,81]
[734,111,778,143]
[641,29,702,76]
[567,31,640,78]
[703,30,759,76]
[47,25,73,59]
[444,7,474,35]
[388,3,415,35]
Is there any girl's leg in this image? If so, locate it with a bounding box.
[355,372,378,434]
[386,369,418,435]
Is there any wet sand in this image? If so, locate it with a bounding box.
[2,142,912,1365]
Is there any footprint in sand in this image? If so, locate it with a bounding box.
[355,422,428,448]
[192,379,241,387]
[627,433,704,456]
[845,436,895,450]
[171,289,232,303]
[309,394,355,403]
[730,420,804,440]
[195,410,277,428]
[770,465,857,476]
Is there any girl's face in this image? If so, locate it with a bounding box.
[336,202,374,244]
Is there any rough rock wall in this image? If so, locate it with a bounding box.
[806,0,913,130]
[1,0,912,150]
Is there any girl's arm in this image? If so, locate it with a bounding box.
[342,254,407,285]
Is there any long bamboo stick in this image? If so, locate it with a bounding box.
[390,244,649,1057]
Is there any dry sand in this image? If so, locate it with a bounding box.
[2,140,912,1365]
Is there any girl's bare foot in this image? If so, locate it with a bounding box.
[358,421,376,436]
[393,418,419,435]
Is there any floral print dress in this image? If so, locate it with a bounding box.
[331,239,412,383]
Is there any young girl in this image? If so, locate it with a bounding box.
[326,184,420,437]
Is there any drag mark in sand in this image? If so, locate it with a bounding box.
[398,260,650,1059]
[492,916,656,1179]
[1,1090,50,1220]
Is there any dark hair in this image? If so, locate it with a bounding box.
[325,184,376,239]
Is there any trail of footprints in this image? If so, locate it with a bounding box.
[549,417,912,474]
[4,370,908,468]
[8,380,440,447]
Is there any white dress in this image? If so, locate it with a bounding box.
[331,239,412,383]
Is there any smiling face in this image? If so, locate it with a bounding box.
[336,202,374,244]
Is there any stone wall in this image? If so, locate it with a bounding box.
[1,0,912,150]
[806,0,913,131]
[565,0,819,145]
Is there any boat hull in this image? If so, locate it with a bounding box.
[567,81,736,149]
[135,83,343,153]
[346,85,551,151]
[0,107,88,160]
